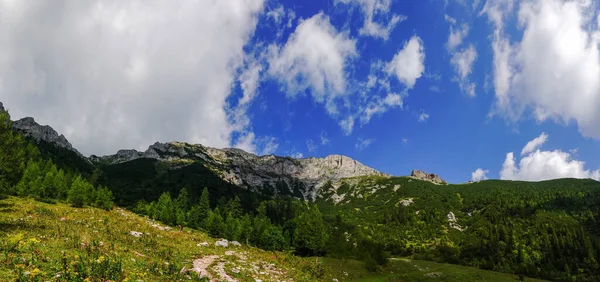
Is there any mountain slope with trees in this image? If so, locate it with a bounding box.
[1,105,599,281]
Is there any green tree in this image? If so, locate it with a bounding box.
[68,176,88,207]
[262,226,287,251]
[155,192,176,225]
[198,187,211,220]
[293,206,328,256]
[225,196,242,218]
[0,109,28,191]
[94,186,114,210]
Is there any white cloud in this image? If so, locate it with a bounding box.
[450,44,478,96]
[320,131,331,145]
[232,132,279,155]
[486,0,600,140]
[256,136,279,155]
[306,139,317,153]
[402,138,408,144]
[355,137,375,150]
[471,168,489,182]
[339,116,355,135]
[266,4,296,35]
[499,133,600,181]
[418,112,429,122]
[520,132,548,155]
[288,147,304,158]
[445,14,457,25]
[451,45,477,80]
[386,36,426,89]
[360,92,403,124]
[268,12,357,115]
[0,0,265,156]
[336,0,406,40]
[448,24,469,50]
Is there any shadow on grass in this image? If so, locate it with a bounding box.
[0,221,46,235]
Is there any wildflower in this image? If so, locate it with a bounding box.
[97,256,105,263]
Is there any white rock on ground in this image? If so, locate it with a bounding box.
[129,231,143,237]
[215,239,229,247]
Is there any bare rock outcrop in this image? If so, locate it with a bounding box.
[12,117,85,158]
[90,141,387,200]
[410,170,446,184]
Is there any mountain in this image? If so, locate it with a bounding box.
[1,103,388,201]
[90,141,387,200]
[4,101,600,281]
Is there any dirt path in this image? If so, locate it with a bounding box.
[192,255,219,280]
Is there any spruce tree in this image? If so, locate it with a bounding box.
[67,176,87,208]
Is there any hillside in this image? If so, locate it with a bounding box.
[2,105,600,281]
[0,196,547,282]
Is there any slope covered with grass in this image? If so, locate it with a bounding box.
[0,196,315,281]
[1,196,549,282]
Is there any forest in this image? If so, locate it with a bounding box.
[2,108,600,281]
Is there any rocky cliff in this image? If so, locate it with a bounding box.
[90,141,387,199]
[410,169,446,184]
[12,117,85,158]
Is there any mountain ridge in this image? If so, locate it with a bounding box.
[0,102,395,199]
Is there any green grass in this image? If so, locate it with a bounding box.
[0,197,317,281]
[0,196,551,281]
[320,257,548,282]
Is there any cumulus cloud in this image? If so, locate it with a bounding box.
[520,132,548,155]
[471,168,489,182]
[336,0,406,40]
[499,133,600,181]
[386,36,426,89]
[268,12,357,115]
[355,137,375,150]
[0,0,265,156]
[485,0,600,140]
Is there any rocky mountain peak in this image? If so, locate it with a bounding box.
[91,141,386,200]
[411,169,446,184]
[12,116,84,158]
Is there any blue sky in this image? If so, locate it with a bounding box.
[1,0,599,183]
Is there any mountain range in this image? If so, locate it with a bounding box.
[5,104,444,202]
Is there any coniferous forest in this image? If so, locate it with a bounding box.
[2,108,600,281]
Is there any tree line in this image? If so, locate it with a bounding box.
[0,110,113,210]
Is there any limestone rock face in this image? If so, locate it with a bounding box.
[410,169,446,184]
[91,141,387,200]
[12,117,85,158]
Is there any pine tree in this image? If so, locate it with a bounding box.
[262,226,287,251]
[94,186,114,211]
[198,187,210,220]
[293,205,328,256]
[155,192,176,225]
[54,169,68,199]
[0,110,27,190]
[67,176,88,208]
[225,196,242,218]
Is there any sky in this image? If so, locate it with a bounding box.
[0,0,599,183]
